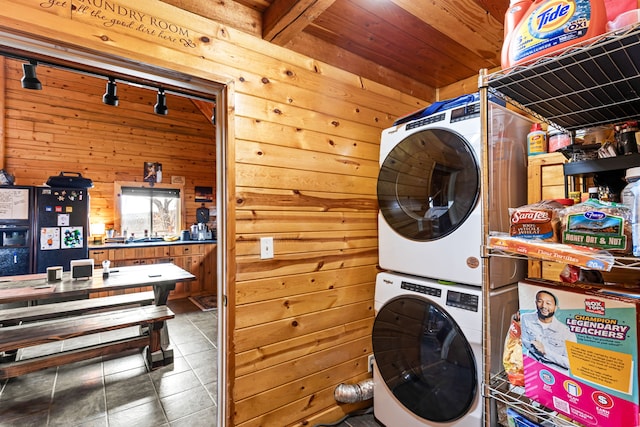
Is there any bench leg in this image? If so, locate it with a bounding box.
[145,321,173,369]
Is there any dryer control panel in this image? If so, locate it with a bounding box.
[446,290,479,312]
[400,280,441,297]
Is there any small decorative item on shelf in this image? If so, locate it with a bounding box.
[615,121,639,155]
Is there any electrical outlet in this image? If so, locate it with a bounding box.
[367,354,375,373]
[260,237,274,259]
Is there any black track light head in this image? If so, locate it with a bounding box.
[21,60,42,90]
[102,78,119,106]
[154,88,168,115]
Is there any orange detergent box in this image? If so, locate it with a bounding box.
[519,279,640,426]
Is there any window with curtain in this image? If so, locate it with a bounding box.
[120,187,181,238]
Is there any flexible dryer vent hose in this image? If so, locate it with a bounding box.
[333,378,374,403]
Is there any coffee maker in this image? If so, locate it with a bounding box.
[192,204,213,240]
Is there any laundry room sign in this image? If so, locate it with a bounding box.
[28,0,210,53]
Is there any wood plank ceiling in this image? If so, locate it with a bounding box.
[161,0,508,101]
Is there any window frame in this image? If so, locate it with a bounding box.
[114,181,185,237]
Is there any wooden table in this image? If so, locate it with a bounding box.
[0,263,195,305]
[0,263,195,366]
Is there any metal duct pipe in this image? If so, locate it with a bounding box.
[333,378,374,403]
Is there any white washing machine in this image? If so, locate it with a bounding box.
[377,96,532,287]
[372,271,518,426]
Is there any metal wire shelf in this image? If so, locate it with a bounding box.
[482,23,640,427]
[488,371,579,427]
[486,23,640,132]
[487,247,640,271]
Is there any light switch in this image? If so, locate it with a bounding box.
[260,237,274,259]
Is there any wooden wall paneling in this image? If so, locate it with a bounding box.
[235,116,380,161]
[236,230,377,257]
[0,1,429,424]
[236,140,379,177]
[236,265,377,304]
[235,315,373,375]
[235,187,378,211]
[234,300,373,353]
[235,210,377,233]
[236,164,376,194]
[234,338,372,425]
[235,282,373,328]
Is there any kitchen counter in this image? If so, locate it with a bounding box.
[89,239,216,250]
[88,240,217,300]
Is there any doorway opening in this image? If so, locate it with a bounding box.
[0,30,229,426]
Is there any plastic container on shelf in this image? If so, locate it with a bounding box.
[607,8,640,31]
[621,166,640,256]
[501,0,608,69]
[548,128,571,152]
[527,123,547,155]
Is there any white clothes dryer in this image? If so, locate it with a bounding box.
[372,271,518,426]
[377,96,532,287]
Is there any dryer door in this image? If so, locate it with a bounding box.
[372,295,478,422]
[377,128,479,241]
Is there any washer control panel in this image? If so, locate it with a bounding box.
[400,281,442,297]
[446,290,479,312]
[405,112,445,131]
[450,102,480,122]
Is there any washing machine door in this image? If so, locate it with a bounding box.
[372,295,478,422]
[377,128,479,241]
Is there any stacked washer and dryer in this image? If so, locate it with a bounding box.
[372,95,533,426]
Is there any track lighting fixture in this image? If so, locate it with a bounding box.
[21,60,42,90]
[154,88,168,115]
[102,77,119,106]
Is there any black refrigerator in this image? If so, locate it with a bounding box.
[33,186,90,273]
[0,185,34,276]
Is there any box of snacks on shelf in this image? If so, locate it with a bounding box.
[519,279,640,427]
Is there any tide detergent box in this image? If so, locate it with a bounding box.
[518,279,640,426]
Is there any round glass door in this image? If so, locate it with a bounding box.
[377,128,479,241]
[372,295,477,422]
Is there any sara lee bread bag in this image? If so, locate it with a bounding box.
[509,200,565,242]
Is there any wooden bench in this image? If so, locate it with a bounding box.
[0,291,156,326]
[0,304,174,379]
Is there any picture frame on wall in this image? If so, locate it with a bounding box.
[143,162,163,183]
[195,186,213,203]
[144,162,157,183]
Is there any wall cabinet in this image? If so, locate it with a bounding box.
[89,243,216,300]
[482,23,640,427]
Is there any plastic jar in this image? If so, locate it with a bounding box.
[548,129,571,152]
[622,167,640,256]
[527,123,547,155]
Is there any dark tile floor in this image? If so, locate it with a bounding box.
[0,299,217,427]
[0,299,380,427]
[328,409,382,427]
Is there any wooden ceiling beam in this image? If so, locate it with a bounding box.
[285,31,436,102]
[263,0,337,45]
[160,0,262,37]
[389,0,503,63]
